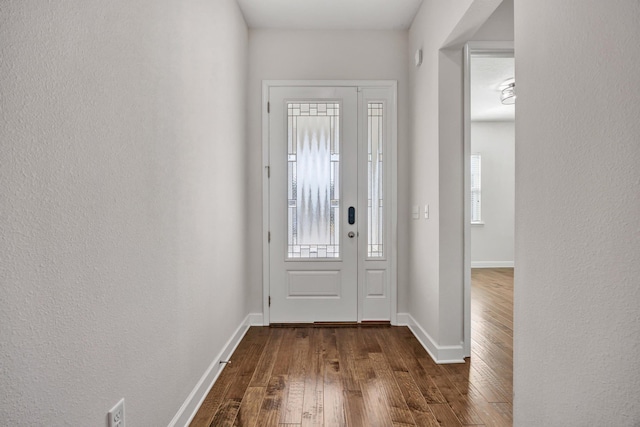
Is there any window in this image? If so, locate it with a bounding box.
[367,102,384,258]
[471,153,482,224]
[287,103,340,258]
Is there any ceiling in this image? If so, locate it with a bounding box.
[471,56,515,122]
[236,0,424,30]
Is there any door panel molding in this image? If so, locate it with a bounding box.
[288,270,341,297]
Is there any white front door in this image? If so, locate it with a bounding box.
[266,83,396,324]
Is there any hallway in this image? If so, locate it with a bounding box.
[190,268,513,426]
[4,1,638,424]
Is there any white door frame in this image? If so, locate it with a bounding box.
[463,42,514,357]
[262,80,398,325]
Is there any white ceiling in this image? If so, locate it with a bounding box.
[471,56,515,122]
[236,0,424,30]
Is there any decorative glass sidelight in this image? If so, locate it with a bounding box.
[287,103,340,258]
[368,103,384,258]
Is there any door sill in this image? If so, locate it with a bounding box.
[269,321,391,328]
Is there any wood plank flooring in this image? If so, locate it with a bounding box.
[190,268,513,426]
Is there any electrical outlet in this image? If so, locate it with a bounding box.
[108,398,125,427]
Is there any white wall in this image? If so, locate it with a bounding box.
[408,0,505,357]
[408,0,468,355]
[514,1,640,424]
[471,0,514,42]
[0,1,249,425]
[246,30,410,313]
[471,121,514,267]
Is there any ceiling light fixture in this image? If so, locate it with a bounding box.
[499,78,516,105]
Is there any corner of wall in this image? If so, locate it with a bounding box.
[248,313,264,326]
[398,313,465,364]
[407,0,512,363]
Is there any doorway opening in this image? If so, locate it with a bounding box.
[463,42,515,357]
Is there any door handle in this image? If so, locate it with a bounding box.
[348,231,355,238]
[348,206,355,224]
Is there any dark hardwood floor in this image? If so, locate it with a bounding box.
[190,268,513,426]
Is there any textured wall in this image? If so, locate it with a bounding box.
[246,30,410,313]
[514,1,640,424]
[0,0,248,425]
[471,121,515,266]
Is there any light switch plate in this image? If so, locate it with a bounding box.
[412,205,420,220]
[415,49,423,67]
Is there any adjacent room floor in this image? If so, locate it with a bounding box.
[190,268,513,426]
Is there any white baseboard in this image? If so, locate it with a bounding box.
[396,313,411,326]
[168,314,253,427]
[471,261,514,268]
[248,312,264,326]
[396,312,465,364]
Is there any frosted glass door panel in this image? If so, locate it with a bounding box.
[367,103,384,258]
[287,103,340,259]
